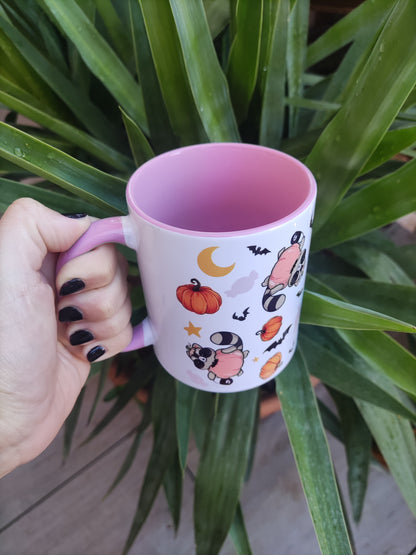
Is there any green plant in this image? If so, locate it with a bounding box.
[1,0,415,553]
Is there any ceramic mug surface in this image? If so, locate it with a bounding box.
[59,143,317,392]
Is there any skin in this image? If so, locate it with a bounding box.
[0,199,132,477]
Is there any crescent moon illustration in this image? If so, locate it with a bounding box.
[197,247,235,277]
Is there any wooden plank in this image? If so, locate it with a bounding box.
[1,383,415,553]
[0,425,198,554]
[0,375,142,529]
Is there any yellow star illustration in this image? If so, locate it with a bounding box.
[184,321,202,337]
[253,357,259,362]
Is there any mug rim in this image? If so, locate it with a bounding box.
[126,142,317,237]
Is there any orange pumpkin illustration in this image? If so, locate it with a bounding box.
[260,352,282,379]
[176,278,222,315]
[257,316,282,341]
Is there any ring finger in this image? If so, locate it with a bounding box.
[76,323,133,363]
[65,295,132,347]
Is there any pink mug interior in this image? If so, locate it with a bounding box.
[126,143,316,235]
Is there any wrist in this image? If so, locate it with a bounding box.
[0,412,29,478]
[0,439,22,478]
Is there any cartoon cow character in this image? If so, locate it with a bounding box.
[186,332,248,385]
[262,231,306,312]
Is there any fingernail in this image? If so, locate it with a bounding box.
[70,329,94,346]
[60,278,85,296]
[63,213,87,219]
[59,306,83,322]
[87,345,106,362]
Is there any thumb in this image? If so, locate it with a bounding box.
[0,198,91,273]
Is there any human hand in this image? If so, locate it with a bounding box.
[0,199,132,477]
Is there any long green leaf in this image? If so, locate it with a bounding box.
[120,107,154,167]
[191,389,217,451]
[259,0,288,149]
[286,0,309,137]
[255,0,278,95]
[0,122,126,214]
[123,369,178,555]
[311,322,416,410]
[169,0,240,142]
[83,361,154,443]
[42,0,148,133]
[92,0,132,67]
[328,390,372,523]
[0,9,117,144]
[139,0,206,145]
[359,230,416,281]
[300,331,416,422]
[0,89,134,172]
[229,503,252,555]
[226,0,263,122]
[6,0,69,72]
[0,178,109,218]
[128,0,177,152]
[357,399,416,518]
[194,389,258,555]
[162,448,183,531]
[306,0,389,117]
[106,400,152,496]
[306,0,391,69]
[0,157,30,179]
[175,382,197,472]
[313,275,416,325]
[0,1,41,48]
[275,350,352,555]
[0,16,64,115]
[63,385,86,460]
[307,0,416,230]
[361,125,416,174]
[307,16,385,132]
[65,0,95,92]
[305,275,416,399]
[332,239,414,285]
[0,74,45,110]
[300,290,415,333]
[203,0,230,38]
[317,398,343,442]
[338,329,416,400]
[285,96,340,112]
[87,358,113,424]
[313,158,416,250]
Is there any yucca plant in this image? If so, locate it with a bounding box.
[1,0,415,553]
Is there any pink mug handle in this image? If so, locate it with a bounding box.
[57,216,154,352]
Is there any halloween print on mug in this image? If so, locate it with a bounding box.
[186,332,249,386]
[262,231,307,312]
[176,278,222,315]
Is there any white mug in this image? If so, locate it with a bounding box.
[59,143,316,392]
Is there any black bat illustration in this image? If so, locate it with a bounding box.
[264,325,292,352]
[232,307,250,321]
[247,245,271,256]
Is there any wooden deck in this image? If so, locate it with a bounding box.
[1,377,415,555]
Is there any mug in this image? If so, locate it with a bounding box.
[59,143,316,393]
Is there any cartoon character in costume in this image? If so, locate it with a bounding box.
[186,332,248,385]
[262,231,306,311]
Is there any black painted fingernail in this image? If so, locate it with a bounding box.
[70,329,94,346]
[60,278,85,296]
[63,213,87,219]
[87,345,106,362]
[59,306,83,322]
